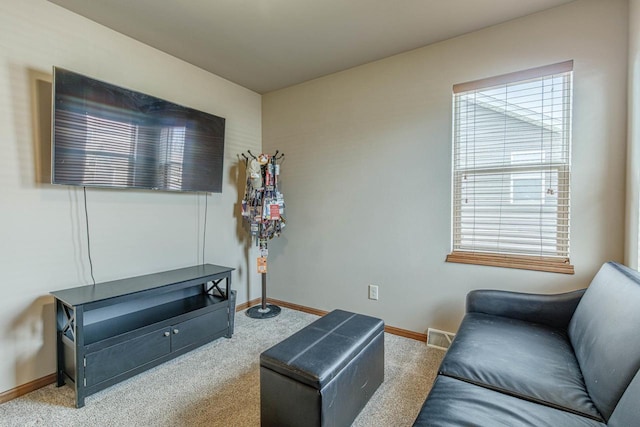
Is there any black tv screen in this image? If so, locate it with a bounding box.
[52,67,225,193]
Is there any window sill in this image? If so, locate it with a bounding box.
[446,251,574,274]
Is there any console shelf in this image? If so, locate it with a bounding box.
[51,264,235,408]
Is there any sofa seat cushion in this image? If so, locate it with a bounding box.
[439,312,602,421]
[413,375,606,427]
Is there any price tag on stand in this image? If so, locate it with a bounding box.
[257,257,267,274]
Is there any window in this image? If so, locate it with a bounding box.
[446,61,574,274]
[158,126,186,190]
[83,113,137,186]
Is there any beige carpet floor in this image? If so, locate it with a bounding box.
[0,307,444,426]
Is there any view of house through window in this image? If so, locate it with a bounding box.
[447,61,574,274]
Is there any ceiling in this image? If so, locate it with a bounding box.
[48,0,576,94]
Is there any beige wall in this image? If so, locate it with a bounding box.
[628,0,640,269]
[0,0,261,393]
[262,0,628,333]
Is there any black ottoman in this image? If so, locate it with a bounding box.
[260,309,385,427]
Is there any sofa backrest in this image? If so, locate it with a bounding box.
[608,368,640,427]
[568,262,640,421]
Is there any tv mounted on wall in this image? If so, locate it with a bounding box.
[52,67,225,193]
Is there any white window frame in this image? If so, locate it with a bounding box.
[509,150,546,205]
[510,172,545,205]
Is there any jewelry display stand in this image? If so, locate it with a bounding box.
[241,150,285,319]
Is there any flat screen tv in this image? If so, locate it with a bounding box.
[52,67,225,193]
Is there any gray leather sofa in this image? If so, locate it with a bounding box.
[413,261,640,426]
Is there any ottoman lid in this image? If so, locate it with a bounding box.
[260,309,384,389]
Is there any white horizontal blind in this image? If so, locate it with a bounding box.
[452,61,573,259]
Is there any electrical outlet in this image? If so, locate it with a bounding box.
[368,284,379,300]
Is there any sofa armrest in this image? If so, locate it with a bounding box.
[466,288,586,330]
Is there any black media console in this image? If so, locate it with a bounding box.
[50,264,236,408]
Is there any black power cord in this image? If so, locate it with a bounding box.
[202,192,208,265]
[83,186,96,285]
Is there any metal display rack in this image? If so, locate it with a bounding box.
[241,150,286,319]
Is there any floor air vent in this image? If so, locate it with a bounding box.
[427,328,455,351]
